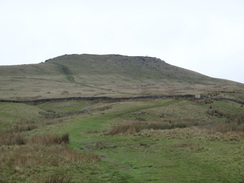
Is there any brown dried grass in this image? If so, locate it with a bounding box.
[213,122,244,133]
[43,173,72,183]
[136,127,242,141]
[28,133,69,145]
[0,133,70,146]
[9,124,38,133]
[107,121,188,135]
[0,144,100,171]
[0,132,26,145]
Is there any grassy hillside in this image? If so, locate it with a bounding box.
[0,54,243,182]
[0,54,243,100]
[0,98,243,182]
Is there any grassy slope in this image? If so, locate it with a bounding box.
[66,99,244,183]
[1,98,243,182]
[0,54,244,182]
[0,54,243,99]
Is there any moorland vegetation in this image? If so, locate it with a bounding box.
[0,54,243,182]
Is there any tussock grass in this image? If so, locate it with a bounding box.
[0,143,100,182]
[43,172,72,183]
[0,145,99,169]
[28,133,69,145]
[0,132,26,145]
[0,133,70,146]
[0,127,102,183]
[213,121,244,133]
[9,124,38,133]
[107,121,188,135]
[137,127,242,141]
[206,101,244,133]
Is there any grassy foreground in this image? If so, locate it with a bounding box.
[0,98,244,183]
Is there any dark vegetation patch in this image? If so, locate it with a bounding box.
[0,132,69,146]
[0,132,26,145]
[213,121,244,133]
[58,64,74,82]
[39,110,61,118]
[106,121,189,135]
[28,133,70,145]
[4,124,38,134]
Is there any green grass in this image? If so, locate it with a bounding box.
[69,99,244,182]
[37,100,93,114]
[212,100,244,116]
[0,102,43,132]
[89,136,244,183]
[0,98,244,182]
[33,99,244,182]
[0,54,243,182]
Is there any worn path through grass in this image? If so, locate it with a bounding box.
[63,99,244,183]
[3,99,243,182]
[68,99,179,148]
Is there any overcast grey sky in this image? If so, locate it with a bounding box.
[0,0,244,83]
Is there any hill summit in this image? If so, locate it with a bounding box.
[0,54,243,100]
